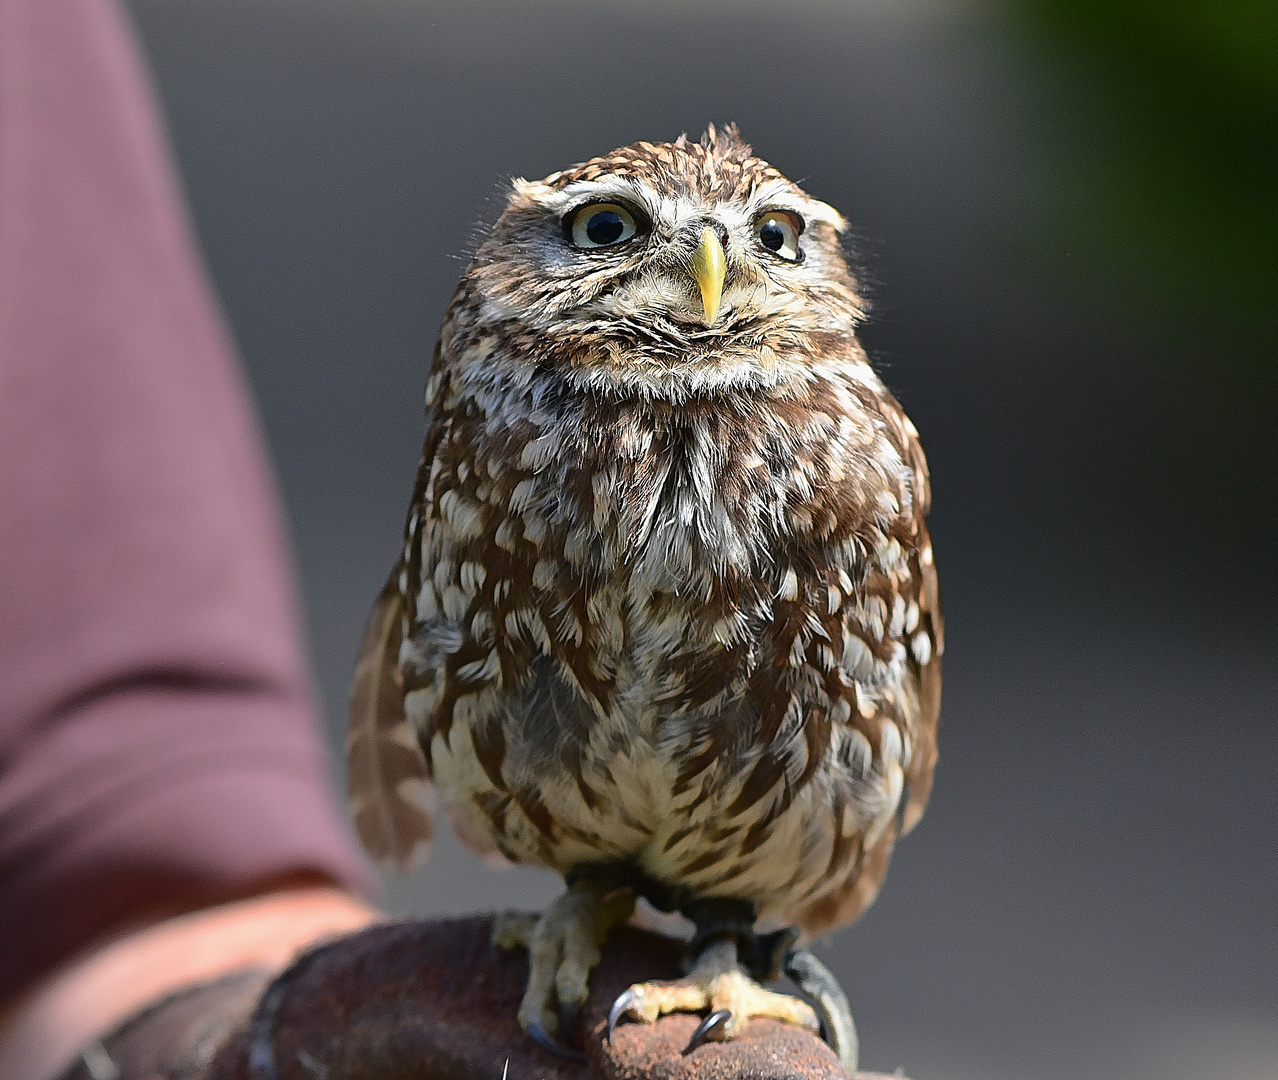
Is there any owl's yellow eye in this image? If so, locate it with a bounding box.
[567,202,640,249]
[755,210,803,261]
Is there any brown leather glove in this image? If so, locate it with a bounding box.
[58,917,899,1080]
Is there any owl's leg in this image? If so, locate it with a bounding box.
[492,874,635,1059]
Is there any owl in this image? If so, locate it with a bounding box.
[348,125,942,1074]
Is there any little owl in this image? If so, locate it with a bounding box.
[348,125,942,1074]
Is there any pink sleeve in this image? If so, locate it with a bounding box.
[0,0,374,1001]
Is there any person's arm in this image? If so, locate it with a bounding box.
[0,2,376,1076]
[0,881,377,1080]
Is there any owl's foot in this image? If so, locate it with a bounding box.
[608,937,819,1050]
[493,876,635,1059]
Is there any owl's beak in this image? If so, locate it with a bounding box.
[689,227,726,326]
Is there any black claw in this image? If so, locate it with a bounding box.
[558,1000,581,1044]
[607,988,639,1042]
[682,1009,732,1054]
[526,1022,586,1061]
[783,948,859,1076]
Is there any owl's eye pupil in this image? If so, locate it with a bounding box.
[586,211,625,246]
[759,222,785,252]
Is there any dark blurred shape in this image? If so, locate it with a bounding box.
[1019,0,1276,175]
[1012,0,1277,317]
[1001,0,1278,644]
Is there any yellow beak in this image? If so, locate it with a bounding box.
[689,227,726,326]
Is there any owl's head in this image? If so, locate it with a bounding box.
[452,126,867,396]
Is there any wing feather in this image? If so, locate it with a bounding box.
[346,575,434,870]
[880,393,943,837]
[900,544,942,836]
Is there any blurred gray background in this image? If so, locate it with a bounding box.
[124,2,1276,1078]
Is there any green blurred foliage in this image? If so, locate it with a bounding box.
[1008,0,1277,348]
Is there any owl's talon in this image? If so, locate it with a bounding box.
[611,937,820,1052]
[682,1008,732,1054]
[784,948,859,1075]
[607,987,640,1041]
[499,874,635,1058]
[558,1000,581,1043]
[526,1022,586,1061]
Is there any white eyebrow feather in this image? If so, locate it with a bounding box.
[746,178,847,233]
[512,176,660,214]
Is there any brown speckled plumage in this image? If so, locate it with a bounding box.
[348,125,942,940]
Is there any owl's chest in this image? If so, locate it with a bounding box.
[414,391,867,728]
[566,414,790,582]
[427,403,825,676]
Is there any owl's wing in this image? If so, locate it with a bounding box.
[346,574,433,870]
[898,518,942,836]
[886,398,943,837]
[346,383,451,872]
